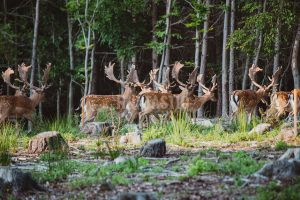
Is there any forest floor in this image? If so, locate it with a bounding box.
[11,136,300,200]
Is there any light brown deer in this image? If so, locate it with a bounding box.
[138,62,199,128]
[80,62,152,126]
[0,63,51,124]
[230,64,282,123]
[266,91,291,119]
[182,74,217,120]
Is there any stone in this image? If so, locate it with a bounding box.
[114,156,136,165]
[28,131,68,154]
[254,148,300,181]
[194,118,214,127]
[140,139,166,157]
[99,181,114,192]
[249,123,272,134]
[116,192,157,200]
[80,122,113,136]
[0,167,44,196]
[276,127,296,141]
[119,132,141,145]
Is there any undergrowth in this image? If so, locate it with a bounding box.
[0,123,18,165]
[143,111,276,147]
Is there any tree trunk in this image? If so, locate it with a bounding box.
[158,0,171,83]
[120,57,125,94]
[197,0,210,117]
[57,79,61,120]
[228,0,235,115]
[29,0,40,131]
[251,0,266,90]
[38,62,42,118]
[152,0,158,69]
[292,22,300,89]
[67,3,75,117]
[221,0,230,117]
[242,54,250,90]
[83,25,91,96]
[272,17,281,92]
[88,31,96,95]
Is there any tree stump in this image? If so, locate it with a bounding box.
[80,122,113,136]
[140,139,166,157]
[28,131,68,154]
[0,167,44,197]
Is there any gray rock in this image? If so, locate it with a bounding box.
[0,167,44,196]
[119,132,142,145]
[140,139,166,157]
[249,123,272,134]
[80,122,113,136]
[28,131,68,154]
[116,192,157,200]
[99,181,114,192]
[276,127,296,141]
[194,118,214,127]
[114,156,136,165]
[255,148,300,180]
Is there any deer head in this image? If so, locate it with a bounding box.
[150,67,173,93]
[172,61,199,97]
[249,64,282,97]
[197,74,218,102]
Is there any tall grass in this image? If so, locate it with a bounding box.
[0,123,18,165]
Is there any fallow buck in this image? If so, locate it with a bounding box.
[0,63,51,124]
[80,62,152,126]
[266,91,291,120]
[181,74,217,121]
[230,64,282,123]
[138,61,199,128]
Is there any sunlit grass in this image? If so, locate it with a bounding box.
[0,123,18,165]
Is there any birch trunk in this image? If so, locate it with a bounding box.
[88,31,96,95]
[152,0,158,69]
[120,57,125,94]
[292,22,300,89]
[197,0,210,117]
[83,25,91,96]
[251,0,266,90]
[29,0,40,131]
[272,18,281,92]
[228,0,235,114]
[242,55,250,90]
[67,3,75,117]
[158,0,171,83]
[221,0,230,117]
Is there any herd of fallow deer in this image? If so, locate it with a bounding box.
[0,62,299,133]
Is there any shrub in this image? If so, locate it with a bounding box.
[275,141,289,151]
[0,123,18,166]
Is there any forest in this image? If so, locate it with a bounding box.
[0,0,300,199]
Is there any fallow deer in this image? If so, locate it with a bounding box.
[266,91,291,120]
[138,62,199,128]
[0,63,51,124]
[182,74,217,121]
[80,62,138,126]
[230,64,282,123]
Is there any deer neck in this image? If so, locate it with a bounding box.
[198,93,212,105]
[122,87,134,102]
[30,92,43,107]
[255,88,267,101]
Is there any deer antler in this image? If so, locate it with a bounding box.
[2,68,20,91]
[172,61,186,87]
[151,67,171,93]
[17,63,31,83]
[248,64,263,89]
[210,74,218,91]
[197,74,209,93]
[187,66,200,88]
[266,66,283,91]
[104,62,125,86]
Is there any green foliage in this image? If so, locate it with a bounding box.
[188,151,264,177]
[0,124,18,166]
[93,138,122,160]
[188,157,218,176]
[275,141,289,151]
[257,179,300,200]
